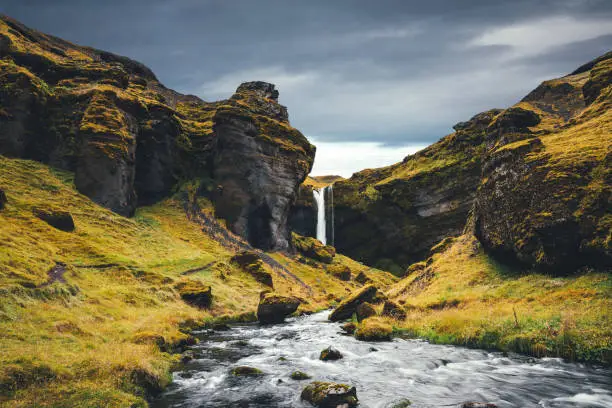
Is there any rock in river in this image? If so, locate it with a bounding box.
[320,346,343,361]
[301,381,358,408]
[257,293,300,324]
[329,284,378,322]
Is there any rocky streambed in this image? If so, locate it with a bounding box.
[151,312,612,408]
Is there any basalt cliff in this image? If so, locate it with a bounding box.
[0,14,314,251]
[299,52,611,276]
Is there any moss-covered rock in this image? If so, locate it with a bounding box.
[319,346,343,361]
[230,366,263,377]
[355,302,376,322]
[327,264,351,281]
[257,293,300,324]
[292,233,336,263]
[174,280,212,308]
[354,319,393,342]
[354,271,372,284]
[300,381,358,408]
[329,285,377,322]
[32,208,75,232]
[341,322,357,335]
[0,188,6,210]
[231,251,273,287]
[382,301,407,321]
[290,371,311,380]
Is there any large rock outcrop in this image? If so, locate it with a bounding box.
[472,53,612,273]
[0,15,314,249]
[211,83,315,250]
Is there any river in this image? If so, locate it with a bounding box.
[151,312,612,408]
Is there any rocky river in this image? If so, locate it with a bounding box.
[152,312,612,408]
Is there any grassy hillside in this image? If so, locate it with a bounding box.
[386,235,611,364]
[340,235,611,365]
[0,156,395,407]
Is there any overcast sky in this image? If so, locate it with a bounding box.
[2,1,611,176]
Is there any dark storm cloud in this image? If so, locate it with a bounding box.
[1,0,611,147]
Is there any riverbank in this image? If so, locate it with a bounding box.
[384,235,611,365]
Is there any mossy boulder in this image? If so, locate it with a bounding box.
[33,208,75,232]
[0,188,6,210]
[257,293,300,324]
[319,346,343,361]
[329,285,377,322]
[356,302,376,322]
[382,301,407,321]
[301,381,358,408]
[290,371,311,380]
[230,366,263,377]
[355,319,393,342]
[354,271,372,284]
[174,280,212,308]
[327,264,351,281]
[292,233,336,264]
[231,251,273,287]
[341,322,357,335]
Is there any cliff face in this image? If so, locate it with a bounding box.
[0,15,314,249]
[326,52,611,275]
[472,53,611,273]
[211,83,315,251]
[330,110,497,273]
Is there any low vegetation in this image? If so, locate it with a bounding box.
[0,156,395,407]
[387,235,611,364]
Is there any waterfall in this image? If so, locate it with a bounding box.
[313,186,327,245]
[329,184,334,247]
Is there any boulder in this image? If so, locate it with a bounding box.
[33,208,75,232]
[341,322,357,335]
[231,251,273,287]
[319,346,343,361]
[382,301,407,321]
[0,188,6,210]
[329,285,377,322]
[355,319,393,342]
[301,382,358,408]
[290,371,311,380]
[230,366,263,377]
[354,271,371,284]
[327,264,351,281]
[355,302,376,322]
[257,293,300,324]
[174,280,212,308]
[292,233,336,263]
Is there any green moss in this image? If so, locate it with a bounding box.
[230,366,263,376]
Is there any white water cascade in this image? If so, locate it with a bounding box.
[313,185,334,245]
[313,187,327,244]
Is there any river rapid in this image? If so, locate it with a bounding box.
[152,312,612,408]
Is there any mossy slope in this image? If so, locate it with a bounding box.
[0,156,396,407]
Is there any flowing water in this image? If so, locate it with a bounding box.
[152,312,612,408]
[313,187,327,245]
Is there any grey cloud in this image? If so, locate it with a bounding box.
[1,0,611,147]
